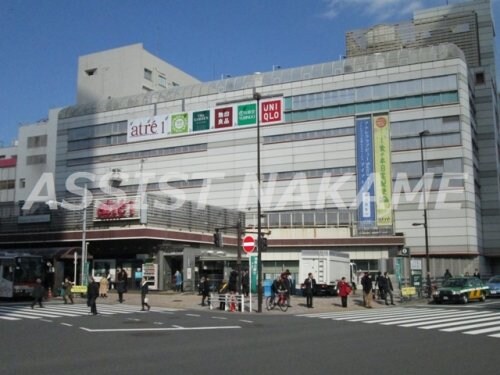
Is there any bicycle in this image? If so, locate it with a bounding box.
[266,290,289,312]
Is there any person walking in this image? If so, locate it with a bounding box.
[377,272,388,305]
[200,276,210,306]
[473,269,481,279]
[303,273,316,308]
[384,272,395,305]
[175,270,183,292]
[116,267,128,303]
[444,269,452,280]
[87,277,99,315]
[99,275,108,298]
[337,277,352,308]
[361,272,373,308]
[31,278,45,309]
[61,277,74,304]
[241,270,249,297]
[284,269,292,307]
[140,277,151,311]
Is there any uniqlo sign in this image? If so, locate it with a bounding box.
[260,98,283,125]
[214,107,233,128]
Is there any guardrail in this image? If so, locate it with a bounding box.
[209,293,247,312]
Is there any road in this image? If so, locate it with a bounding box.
[1,300,499,375]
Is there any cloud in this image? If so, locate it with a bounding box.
[321,0,429,21]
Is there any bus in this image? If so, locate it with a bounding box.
[0,252,45,298]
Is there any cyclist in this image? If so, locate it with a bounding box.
[270,276,286,306]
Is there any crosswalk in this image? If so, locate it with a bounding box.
[296,307,500,339]
[0,303,182,321]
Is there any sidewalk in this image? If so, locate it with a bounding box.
[72,290,428,314]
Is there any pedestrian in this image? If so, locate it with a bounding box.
[426,272,433,298]
[61,277,74,304]
[140,277,151,311]
[99,275,108,298]
[383,272,395,305]
[116,267,128,303]
[228,270,239,312]
[31,278,45,309]
[377,272,388,305]
[200,276,210,306]
[284,269,292,307]
[361,272,373,308]
[87,277,99,315]
[175,270,183,292]
[374,271,382,300]
[337,277,352,308]
[303,272,316,308]
[444,269,452,280]
[473,268,481,279]
[241,270,249,297]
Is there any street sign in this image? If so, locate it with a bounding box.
[243,235,255,253]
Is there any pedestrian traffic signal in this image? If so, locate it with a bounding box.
[258,235,268,252]
[213,230,223,248]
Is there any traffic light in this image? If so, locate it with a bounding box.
[258,235,268,252]
[213,230,223,248]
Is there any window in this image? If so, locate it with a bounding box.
[26,154,46,165]
[158,75,166,88]
[85,68,97,76]
[475,72,485,85]
[19,178,26,188]
[27,135,47,148]
[144,68,152,81]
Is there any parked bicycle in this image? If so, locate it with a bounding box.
[266,290,289,312]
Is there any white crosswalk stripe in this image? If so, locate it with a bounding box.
[296,307,500,339]
[0,303,182,321]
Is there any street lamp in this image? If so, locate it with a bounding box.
[414,130,430,274]
[46,183,89,285]
[253,91,263,312]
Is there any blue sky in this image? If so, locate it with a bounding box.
[1,0,499,148]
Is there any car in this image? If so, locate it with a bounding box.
[433,277,489,304]
[486,275,500,297]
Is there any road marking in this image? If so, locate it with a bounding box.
[79,325,242,333]
[212,316,228,320]
[40,319,53,322]
[297,307,500,339]
[186,313,200,317]
[60,323,73,327]
[239,319,253,324]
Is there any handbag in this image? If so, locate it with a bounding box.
[144,297,149,303]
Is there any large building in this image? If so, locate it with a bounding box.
[0,0,498,292]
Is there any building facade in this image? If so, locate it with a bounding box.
[1,0,498,292]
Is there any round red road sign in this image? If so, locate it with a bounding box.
[242,235,255,253]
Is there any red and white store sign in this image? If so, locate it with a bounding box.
[260,98,283,125]
[93,196,140,221]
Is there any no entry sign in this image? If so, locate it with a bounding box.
[243,235,255,253]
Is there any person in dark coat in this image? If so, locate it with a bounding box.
[377,272,388,304]
[87,277,99,315]
[383,272,395,305]
[31,278,45,309]
[303,273,316,308]
[241,270,249,297]
[361,272,373,308]
[200,276,210,306]
[116,267,128,303]
[140,277,151,311]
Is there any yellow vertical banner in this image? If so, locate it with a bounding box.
[373,114,393,226]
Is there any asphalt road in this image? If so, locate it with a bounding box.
[1,300,499,375]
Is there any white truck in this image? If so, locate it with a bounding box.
[298,250,353,296]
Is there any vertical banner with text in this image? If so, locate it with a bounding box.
[373,114,393,226]
[355,118,375,226]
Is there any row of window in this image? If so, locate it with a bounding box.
[67,143,207,167]
[284,92,459,123]
[286,75,457,110]
[0,179,15,190]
